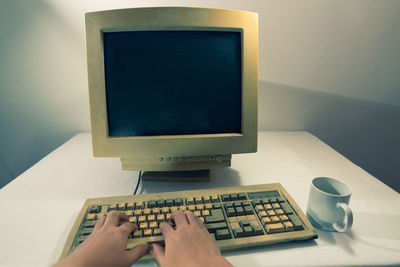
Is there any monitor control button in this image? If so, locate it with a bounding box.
[215,156,224,163]
[166,157,171,161]
[159,157,164,161]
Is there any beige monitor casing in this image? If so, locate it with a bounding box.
[85,7,258,171]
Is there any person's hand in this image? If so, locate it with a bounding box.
[52,210,149,267]
[150,210,232,267]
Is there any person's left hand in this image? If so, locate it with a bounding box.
[52,210,149,267]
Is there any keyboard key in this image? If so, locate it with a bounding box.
[288,215,304,230]
[134,210,142,216]
[202,210,210,216]
[139,222,148,229]
[203,196,211,203]
[233,227,244,238]
[216,229,231,240]
[148,200,156,208]
[261,217,271,225]
[280,215,289,221]
[242,200,250,206]
[255,205,264,211]
[147,215,156,221]
[213,203,222,209]
[133,230,142,238]
[238,192,247,200]
[162,207,169,214]
[143,229,152,237]
[221,194,230,202]
[80,228,93,236]
[240,220,250,227]
[118,203,126,210]
[195,196,203,204]
[196,204,204,210]
[244,206,253,215]
[230,193,239,201]
[281,203,294,215]
[127,202,134,210]
[264,204,272,210]
[271,216,280,223]
[258,210,267,219]
[188,205,195,211]
[235,207,245,216]
[85,220,96,227]
[253,225,264,235]
[166,199,174,207]
[157,199,165,207]
[205,222,228,233]
[174,198,182,206]
[154,228,162,236]
[187,197,195,205]
[157,214,165,222]
[276,209,285,215]
[152,208,160,214]
[135,202,144,209]
[108,204,117,211]
[143,208,151,215]
[265,223,285,234]
[87,214,96,220]
[125,210,133,216]
[267,210,276,216]
[284,221,294,231]
[226,207,236,217]
[272,203,281,209]
[129,217,137,224]
[77,236,86,244]
[170,206,178,212]
[205,210,225,223]
[211,195,219,203]
[89,205,101,213]
[277,196,285,202]
[233,201,242,207]
[261,198,270,204]
[243,226,253,236]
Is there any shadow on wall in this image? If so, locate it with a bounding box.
[259,80,400,193]
[0,0,89,188]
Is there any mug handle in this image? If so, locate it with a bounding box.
[332,202,353,232]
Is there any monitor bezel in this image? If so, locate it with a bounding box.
[85,7,258,158]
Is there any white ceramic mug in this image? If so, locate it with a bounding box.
[306,177,353,232]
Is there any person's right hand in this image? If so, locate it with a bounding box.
[150,210,232,267]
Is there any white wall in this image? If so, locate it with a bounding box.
[1,0,399,190]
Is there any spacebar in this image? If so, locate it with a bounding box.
[126,236,164,249]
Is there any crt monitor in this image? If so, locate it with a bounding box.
[85,7,258,179]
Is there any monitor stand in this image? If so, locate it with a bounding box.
[142,170,210,182]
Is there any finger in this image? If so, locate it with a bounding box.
[159,222,174,241]
[170,210,189,227]
[150,243,165,266]
[119,222,137,237]
[126,244,149,264]
[93,216,106,231]
[184,210,200,225]
[104,210,127,227]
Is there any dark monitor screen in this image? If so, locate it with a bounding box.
[103,30,242,137]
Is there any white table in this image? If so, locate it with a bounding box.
[1,132,400,266]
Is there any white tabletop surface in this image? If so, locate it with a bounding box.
[1,132,400,267]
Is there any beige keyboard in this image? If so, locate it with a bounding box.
[59,183,317,261]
